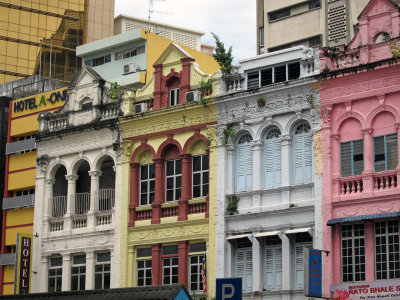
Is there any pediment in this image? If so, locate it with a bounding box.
[69,65,103,89]
[154,43,193,66]
[359,0,397,19]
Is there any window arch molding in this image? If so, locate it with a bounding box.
[47,160,69,180]
[131,143,157,164]
[257,120,283,139]
[71,157,93,175]
[291,121,313,185]
[156,138,183,159]
[366,105,400,129]
[263,126,282,188]
[333,111,365,136]
[183,132,209,154]
[93,151,117,172]
[235,131,253,192]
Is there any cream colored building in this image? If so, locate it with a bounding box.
[114,15,204,51]
[257,0,370,54]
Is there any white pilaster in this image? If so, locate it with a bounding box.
[280,135,292,203]
[251,140,263,212]
[226,146,235,194]
[252,235,261,292]
[65,174,78,231]
[85,251,95,290]
[281,234,292,291]
[61,253,71,291]
[88,171,102,229]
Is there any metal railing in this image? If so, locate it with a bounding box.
[99,189,115,211]
[75,193,90,214]
[52,196,67,217]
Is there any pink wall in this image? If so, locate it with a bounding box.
[319,0,400,296]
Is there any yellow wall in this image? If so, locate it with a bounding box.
[142,29,220,83]
[10,114,40,137]
[5,226,33,246]
[8,151,36,172]
[8,169,35,191]
[3,266,15,294]
[3,284,14,295]
[6,208,34,227]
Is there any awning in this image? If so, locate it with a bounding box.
[254,231,281,238]
[285,227,311,235]
[226,233,252,240]
[327,212,400,226]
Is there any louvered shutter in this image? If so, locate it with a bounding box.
[245,249,253,291]
[274,247,282,289]
[235,250,245,289]
[293,135,304,184]
[236,146,245,191]
[274,139,282,186]
[265,139,274,188]
[294,243,311,288]
[341,142,352,177]
[352,140,364,175]
[245,144,253,190]
[386,134,398,170]
[304,135,312,183]
[265,248,274,289]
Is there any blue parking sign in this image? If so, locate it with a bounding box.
[216,278,242,300]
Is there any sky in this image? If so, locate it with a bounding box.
[114,0,257,64]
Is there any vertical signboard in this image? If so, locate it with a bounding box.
[304,248,322,298]
[14,233,33,294]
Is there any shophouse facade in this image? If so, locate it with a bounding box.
[119,43,219,297]
[214,46,321,299]
[0,83,67,294]
[31,66,122,293]
[319,0,400,298]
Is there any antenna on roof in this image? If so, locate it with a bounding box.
[147,0,171,33]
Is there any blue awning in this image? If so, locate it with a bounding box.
[327,211,400,226]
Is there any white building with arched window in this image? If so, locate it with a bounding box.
[214,46,322,299]
[31,66,122,292]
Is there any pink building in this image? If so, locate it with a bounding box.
[319,0,400,298]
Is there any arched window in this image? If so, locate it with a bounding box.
[292,123,312,184]
[236,133,253,192]
[164,145,182,202]
[375,32,390,44]
[264,127,281,188]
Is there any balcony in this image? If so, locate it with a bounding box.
[5,138,36,155]
[334,170,400,201]
[2,194,35,210]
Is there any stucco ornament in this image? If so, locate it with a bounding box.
[206,126,218,147]
[36,155,49,173]
[119,141,134,161]
[320,106,331,127]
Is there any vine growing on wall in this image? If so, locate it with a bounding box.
[108,82,120,101]
[226,195,240,215]
[222,122,239,146]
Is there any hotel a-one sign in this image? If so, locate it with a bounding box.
[331,280,400,300]
[14,233,33,294]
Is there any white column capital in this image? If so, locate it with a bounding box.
[65,174,79,182]
[88,170,102,178]
[45,178,56,185]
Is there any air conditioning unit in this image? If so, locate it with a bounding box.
[185,91,200,103]
[123,62,136,75]
[135,103,147,114]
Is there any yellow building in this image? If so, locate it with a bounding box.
[0,86,67,294]
[119,43,220,298]
[0,0,114,84]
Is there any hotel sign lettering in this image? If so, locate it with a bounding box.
[14,233,33,294]
[13,88,67,113]
[331,280,400,300]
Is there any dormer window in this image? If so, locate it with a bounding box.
[170,88,179,106]
[247,62,300,89]
[81,99,92,110]
[375,32,390,44]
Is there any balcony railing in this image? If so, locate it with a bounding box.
[373,171,397,190]
[339,176,363,195]
[99,189,115,211]
[72,215,87,229]
[75,193,90,214]
[3,194,35,210]
[52,196,67,217]
[96,212,112,226]
[49,219,64,232]
[189,202,207,214]
[136,208,152,221]
[162,206,179,218]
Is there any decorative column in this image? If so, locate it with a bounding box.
[151,244,162,286]
[362,128,374,192]
[180,57,195,104]
[281,234,292,293]
[178,241,189,287]
[251,140,263,213]
[85,251,95,290]
[364,222,375,282]
[44,179,55,233]
[65,174,78,231]
[396,123,400,171]
[178,154,191,221]
[129,163,140,227]
[88,171,101,229]
[280,135,292,203]
[153,64,163,109]
[252,234,261,292]
[39,257,48,292]
[61,253,71,291]
[152,159,164,224]
[127,248,135,286]
[226,146,235,195]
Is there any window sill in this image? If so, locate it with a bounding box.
[161,201,179,208]
[136,205,152,211]
[189,197,206,204]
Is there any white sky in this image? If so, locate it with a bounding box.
[114,0,257,64]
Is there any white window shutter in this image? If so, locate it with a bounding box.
[274,139,282,186]
[265,140,274,188]
[236,250,245,289]
[265,247,274,289]
[236,146,245,191]
[245,144,253,190]
[245,249,253,291]
[304,135,312,183]
[275,247,282,289]
[293,135,304,184]
[236,249,252,291]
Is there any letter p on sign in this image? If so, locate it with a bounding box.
[216,278,242,300]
